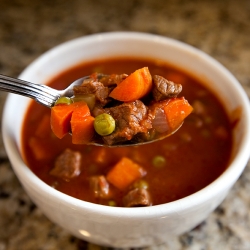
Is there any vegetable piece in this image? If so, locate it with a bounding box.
[72,94,96,110]
[94,113,116,136]
[71,101,91,117]
[152,155,166,168]
[151,108,169,133]
[70,102,95,144]
[71,115,95,144]
[108,200,116,207]
[106,157,146,190]
[109,67,152,102]
[51,104,75,139]
[133,179,149,190]
[163,97,193,131]
[55,97,72,105]
[51,101,90,140]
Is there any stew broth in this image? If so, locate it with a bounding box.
[21,58,233,206]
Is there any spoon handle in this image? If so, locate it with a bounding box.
[0,74,60,108]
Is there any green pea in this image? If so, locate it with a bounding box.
[152,155,166,168]
[55,97,72,105]
[94,113,115,136]
[133,179,149,189]
[108,200,116,207]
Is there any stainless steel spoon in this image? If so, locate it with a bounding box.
[0,74,89,108]
[0,74,182,147]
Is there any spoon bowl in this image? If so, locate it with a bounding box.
[89,122,183,147]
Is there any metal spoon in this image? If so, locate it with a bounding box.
[0,74,89,108]
[0,74,182,147]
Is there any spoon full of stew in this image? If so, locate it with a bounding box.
[0,67,193,147]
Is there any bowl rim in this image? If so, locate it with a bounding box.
[3,31,250,218]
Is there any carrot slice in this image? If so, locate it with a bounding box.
[106,157,146,190]
[71,101,91,117]
[163,97,193,131]
[51,101,90,139]
[70,101,94,144]
[71,114,95,144]
[109,67,152,102]
[51,104,75,139]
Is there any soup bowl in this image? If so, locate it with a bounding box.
[2,32,250,248]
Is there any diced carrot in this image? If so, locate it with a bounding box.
[70,101,94,144]
[51,101,90,140]
[71,101,91,116]
[109,67,152,102]
[71,112,95,144]
[163,97,193,131]
[106,157,146,190]
[51,104,75,139]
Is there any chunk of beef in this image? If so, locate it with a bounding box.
[89,175,110,198]
[74,80,110,105]
[99,74,128,86]
[123,188,152,207]
[92,106,105,117]
[102,100,152,145]
[152,75,182,101]
[50,148,81,181]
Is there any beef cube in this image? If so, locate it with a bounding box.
[123,188,152,207]
[50,148,81,181]
[99,74,128,86]
[103,100,151,145]
[92,106,105,117]
[74,80,110,105]
[89,175,110,198]
[152,75,182,101]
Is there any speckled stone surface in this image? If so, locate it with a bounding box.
[0,0,250,249]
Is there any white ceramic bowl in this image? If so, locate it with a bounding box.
[2,32,250,248]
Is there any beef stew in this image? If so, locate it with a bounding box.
[21,57,233,207]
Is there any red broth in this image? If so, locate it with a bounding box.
[21,58,233,206]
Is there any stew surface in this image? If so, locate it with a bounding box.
[21,57,233,207]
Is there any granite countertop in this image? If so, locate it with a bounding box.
[0,0,250,249]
